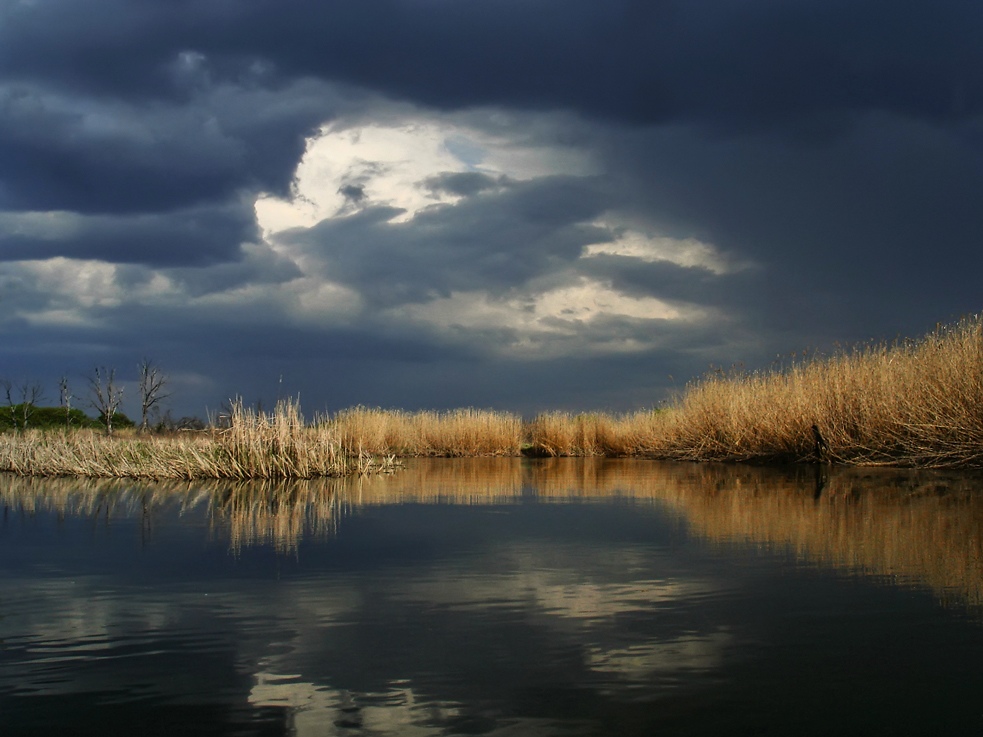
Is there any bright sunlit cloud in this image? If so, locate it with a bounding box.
[583,226,741,275]
[255,114,596,232]
[389,278,712,358]
[2,108,735,374]
[248,111,733,361]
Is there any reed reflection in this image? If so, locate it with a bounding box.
[3,460,983,608]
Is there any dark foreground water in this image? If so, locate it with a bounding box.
[2,459,983,736]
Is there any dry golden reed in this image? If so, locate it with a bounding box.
[640,315,983,467]
[328,406,523,456]
[525,315,983,466]
[526,410,664,456]
[0,398,394,479]
[328,317,976,466]
[4,315,982,472]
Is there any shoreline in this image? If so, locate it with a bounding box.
[4,315,983,476]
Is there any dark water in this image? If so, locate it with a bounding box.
[2,459,983,736]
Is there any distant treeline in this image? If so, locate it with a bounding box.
[0,405,129,432]
[1,358,171,436]
[0,406,211,434]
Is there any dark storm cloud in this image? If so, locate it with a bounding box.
[5,1,981,128]
[0,201,258,266]
[166,244,303,298]
[3,0,977,283]
[2,0,979,221]
[597,111,983,344]
[337,183,366,205]
[423,172,509,198]
[2,0,982,417]
[581,254,737,305]
[283,175,612,306]
[0,78,342,214]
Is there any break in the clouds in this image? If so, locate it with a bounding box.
[256,115,736,361]
[1,0,982,417]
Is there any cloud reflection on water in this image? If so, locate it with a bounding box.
[3,459,982,610]
[4,460,983,735]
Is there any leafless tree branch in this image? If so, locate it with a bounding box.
[138,358,170,432]
[88,367,124,436]
[59,375,74,428]
[18,380,44,429]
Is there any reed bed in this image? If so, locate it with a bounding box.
[315,316,983,467]
[328,312,983,467]
[526,410,664,456]
[639,315,983,467]
[0,398,394,479]
[4,316,982,472]
[328,406,523,456]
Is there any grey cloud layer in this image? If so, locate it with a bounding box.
[0,75,343,214]
[1,0,981,416]
[283,175,612,306]
[0,202,258,266]
[4,0,979,125]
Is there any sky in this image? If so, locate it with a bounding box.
[2,0,982,421]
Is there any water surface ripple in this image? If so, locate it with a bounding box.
[2,459,983,735]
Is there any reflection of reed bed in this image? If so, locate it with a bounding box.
[0,474,205,516]
[6,460,983,611]
[0,474,349,553]
[0,399,396,479]
[339,457,525,505]
[337,458,676,504]
[651,464,983,608]
[523,457,682,498]
[211,478,349,553]
[376,461,983,611]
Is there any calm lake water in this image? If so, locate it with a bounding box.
[2,459,983,736]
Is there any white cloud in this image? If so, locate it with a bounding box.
[587,632,732,684]
[196,275,360,318]
[389,277,713,358]
[0,105,739,381]
[255,112,595,232]
[250,678,464,737]
[583,226,743,275]
[534,277,682,323]
[19,257,125,308]
[250,110,733,361]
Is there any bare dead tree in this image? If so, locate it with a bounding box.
[138,358,170,432]
[17,380,44,429]
[59,375,73,428]
[88,367,124,436]
[0,378,44,430]
[1,378,15,429]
